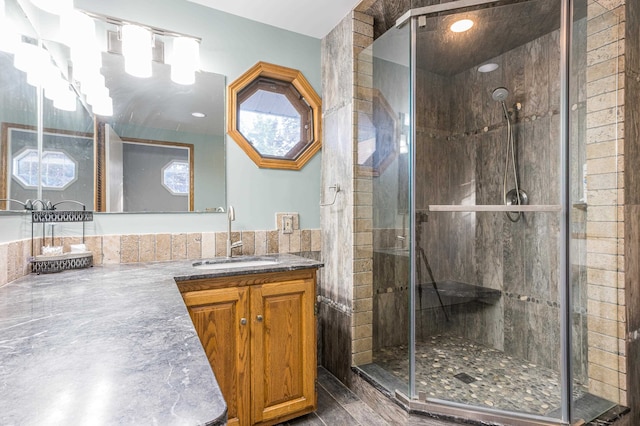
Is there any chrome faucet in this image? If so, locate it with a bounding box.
[226,206,243,257]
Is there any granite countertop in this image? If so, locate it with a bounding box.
[0,253,322,425]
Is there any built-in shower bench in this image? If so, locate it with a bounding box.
[417,280,501,307]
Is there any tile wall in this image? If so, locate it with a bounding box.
[0,227,321,287]
[585,0,627,406]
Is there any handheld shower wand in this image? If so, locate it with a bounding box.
[492,87,528,222]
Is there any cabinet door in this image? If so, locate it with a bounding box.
[183,287,251,426]
[250,278,317,425]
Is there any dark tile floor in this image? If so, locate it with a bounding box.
[276,364,627,426]
[277,367,459,426]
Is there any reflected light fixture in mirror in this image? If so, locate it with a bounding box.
[122,24,152,78]
[0,1,19,53]
[170,36,199,85]
[30,0,73,15]
[52,86,77,111]
[12,38,78,112]
[61,9,112,116]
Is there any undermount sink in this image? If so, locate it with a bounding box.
[192,256,279,270]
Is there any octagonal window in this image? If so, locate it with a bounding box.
[228,62,321,170]
[162,160,189,195]
[12,148,77,189]
[238,78,309,159]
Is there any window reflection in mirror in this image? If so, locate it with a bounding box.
[0,51,37,211]
[4,124,94,209]
[1,41,94,211]
[98,125,194,212]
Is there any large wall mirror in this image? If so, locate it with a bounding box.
[0,0,226,213]
[94,52,225,212]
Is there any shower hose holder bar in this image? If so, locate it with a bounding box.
[427,204,561,213]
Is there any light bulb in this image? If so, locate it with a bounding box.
[53,87,77,112]
[170,37,199,85]
[92,96,113,116]
[450,19,474,33]
[122,24,152,78]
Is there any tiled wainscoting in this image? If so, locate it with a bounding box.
[0,229,321,287]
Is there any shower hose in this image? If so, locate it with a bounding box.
[501,101,522,223]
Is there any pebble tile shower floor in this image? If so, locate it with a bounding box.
[373,334,587,417]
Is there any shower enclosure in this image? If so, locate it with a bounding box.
[358,0,621,424]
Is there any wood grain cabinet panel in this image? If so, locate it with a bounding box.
[183,287,250,426]
[180,269,317,426]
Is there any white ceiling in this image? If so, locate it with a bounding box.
[186,0,362,39]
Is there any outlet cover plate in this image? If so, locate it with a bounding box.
[282,215,294,234]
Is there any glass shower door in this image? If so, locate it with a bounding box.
[410,0,566,419]
[357,22,412,398]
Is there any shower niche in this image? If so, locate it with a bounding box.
[361,0,622,424]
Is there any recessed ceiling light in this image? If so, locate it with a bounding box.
[450,19,474,33]
[191,112,206,118]
[478,63,499,73]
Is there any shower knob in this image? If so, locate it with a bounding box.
[505,189,529,206]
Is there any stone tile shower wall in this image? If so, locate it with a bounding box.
[320,7,375,384]
[451,28,565,372]
[623,0,640,420]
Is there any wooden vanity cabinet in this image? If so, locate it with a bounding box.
[179,268,317,426]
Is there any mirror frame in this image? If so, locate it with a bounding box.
[227,62,321,170]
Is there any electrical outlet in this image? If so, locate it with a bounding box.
[282,215,294,234]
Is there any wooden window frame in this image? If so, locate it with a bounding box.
[227,62,321,170]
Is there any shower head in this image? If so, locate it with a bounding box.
[492,87,509,102]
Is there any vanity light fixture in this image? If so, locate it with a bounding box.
[67,10,202,86]
[122,24,153,78]
[170,36,200,85]
[450,19,474,33]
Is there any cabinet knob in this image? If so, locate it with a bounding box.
[256,315,263,322]
[240,318,247,325]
